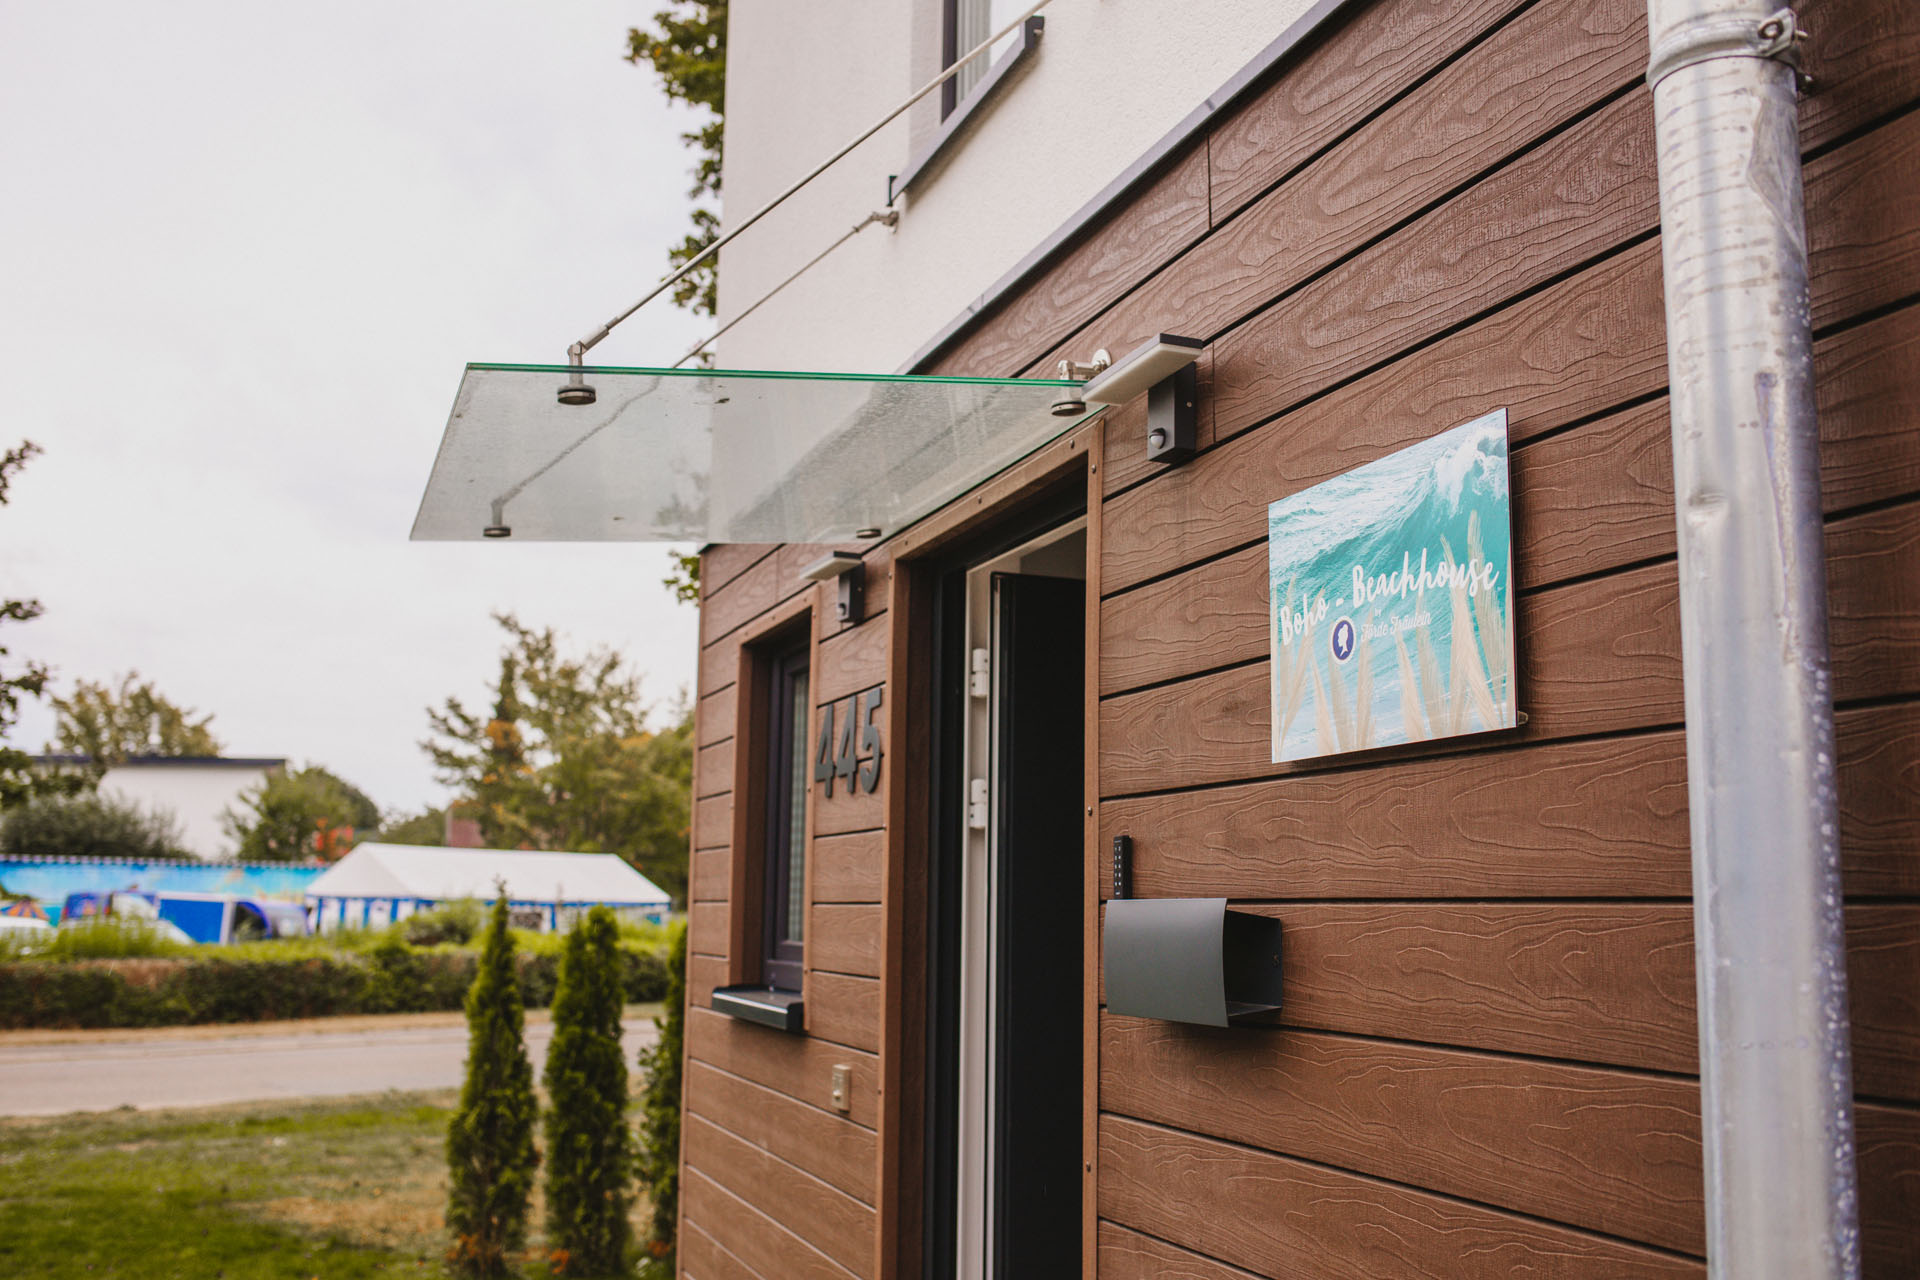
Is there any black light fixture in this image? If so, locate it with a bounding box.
[802,551,865,624]
[1082,334,1205,465]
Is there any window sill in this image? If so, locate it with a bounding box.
[712,984,805,1032]
[890,16,1044,205]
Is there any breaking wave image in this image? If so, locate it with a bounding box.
[1268,409,1515,763]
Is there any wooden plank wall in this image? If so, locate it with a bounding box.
[683,541,895,1280]
[682,0,1920,1274]
[916,0,1917,1274]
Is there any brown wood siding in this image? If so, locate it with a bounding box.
[683,0,1920,1274]
[682,540,892,1275]
[1067,0,1912,1258]
[1098,1115,1703,1279]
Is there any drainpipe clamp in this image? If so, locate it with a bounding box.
[1646,6,1808,92]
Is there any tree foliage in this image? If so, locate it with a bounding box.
[222,765,381,862]
[446,893,539,1278]
[49,672,222,766]
[635,919,686,1274]
[0,791,187,861]
[543,906,633,1275]
[662,550,701,605]
[375,804,449,846]
[0,442,88,813]
[425,615,693,903]
[627,1,727,318]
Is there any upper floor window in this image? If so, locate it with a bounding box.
[944,0,1026,117]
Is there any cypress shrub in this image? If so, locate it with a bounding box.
[543,906,633,1276]
[634,920,685,1276]
[445,895,539,1278]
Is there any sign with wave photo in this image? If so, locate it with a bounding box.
[1268,409,1516,763]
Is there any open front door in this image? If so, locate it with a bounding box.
[988,571,1084,1277]
[925,518,1086,1280]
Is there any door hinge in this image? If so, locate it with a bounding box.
[969,647,990,699]
[968,778,989,830]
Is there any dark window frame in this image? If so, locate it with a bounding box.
[891,13,1043,204]
[760,641,810,992]
[939,0,962,120]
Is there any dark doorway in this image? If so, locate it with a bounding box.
[988,571,1085,1278]
[923,513,1086,1280]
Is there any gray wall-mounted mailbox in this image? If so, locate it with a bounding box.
[1104,897,1283,1028]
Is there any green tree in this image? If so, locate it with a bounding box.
[1,791,186,861]
[446,893,539,1278]
[543,906,633,1275]
[0,442,89,812]
[635,920,686,1275]
[425,615,693,903]
[222,765,381,862]
[627,2,727,318]
[49,671,222,765]
[375,804,449,846]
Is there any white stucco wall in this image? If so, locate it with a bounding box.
[715,0,1318,374]
[99,760,282,860]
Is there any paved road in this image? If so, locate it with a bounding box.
[0,1016,659,1116]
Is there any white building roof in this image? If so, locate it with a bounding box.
[305,843,669,908]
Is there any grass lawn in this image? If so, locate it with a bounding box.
[0,1090,653,1278]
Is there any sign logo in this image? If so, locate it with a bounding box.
[1329,617,1356,664]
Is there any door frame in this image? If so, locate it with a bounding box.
[871,418,1104,1280]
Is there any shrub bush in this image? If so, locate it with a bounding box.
[635,919,686,1276]
[0,954,369,1028]
[0,917,191,961]
[0,932,671,1029]
[543,907,632,1276]
[0,791,187,861]
[446,895,538,1279]
[364,939,433,1014]
[402,900,484,947]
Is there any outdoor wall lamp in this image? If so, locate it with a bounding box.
[802,551,865,625]
[1052,334,1206,464]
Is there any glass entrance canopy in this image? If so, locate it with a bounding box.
[410,363,1096,544]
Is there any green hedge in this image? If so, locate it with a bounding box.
[0,942,670,1030]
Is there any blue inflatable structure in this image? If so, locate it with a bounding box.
[1,856,321,928]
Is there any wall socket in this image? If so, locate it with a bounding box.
[830,1063,851,1113]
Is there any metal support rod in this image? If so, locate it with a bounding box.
[673,209,898,368]
[1645,2,1857,1276]
[568,0,1053,366]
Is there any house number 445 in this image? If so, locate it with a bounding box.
[815,689,883,797]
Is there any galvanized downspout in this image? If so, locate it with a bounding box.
[1644,3,1858,1276]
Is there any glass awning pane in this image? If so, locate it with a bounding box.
[410,363,1095,544]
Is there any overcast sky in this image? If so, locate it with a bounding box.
[1,2,709,816]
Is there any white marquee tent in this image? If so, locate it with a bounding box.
[305,843,671,933]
